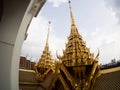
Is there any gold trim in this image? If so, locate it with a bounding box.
[19,69,35,73]
[19,82,40,85]
[101,66,120,74]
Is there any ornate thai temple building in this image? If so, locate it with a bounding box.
[45,1,100,90]
[19,0,120,90]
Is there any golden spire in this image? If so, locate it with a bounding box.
[35,21,54,69]
[45,21,51,51]
[68,0,78,34]
[68,0,75,26]
[34,21,55,80]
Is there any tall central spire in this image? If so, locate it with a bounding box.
[60,0,94,67]
[68,0,75,26]
[45,21,51,51]
[46,21,51,44]
[68,0,78,34]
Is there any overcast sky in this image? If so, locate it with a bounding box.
[21,0,120,64]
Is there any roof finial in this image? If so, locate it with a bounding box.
[46,21,51,45]
[68,0,75,26]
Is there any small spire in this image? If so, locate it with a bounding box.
[45,21,51,51]
[46,21,51,45]
[68,0,75,26]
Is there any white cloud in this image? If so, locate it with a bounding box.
[21,16,65,61]
[49,34,65,59]
[21,16,48,61]
[84,25,120,64]
[105,0,120,23]
[48,0,67,7]
[77,2,120,64]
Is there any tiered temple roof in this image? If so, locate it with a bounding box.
[60,0,94,67]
